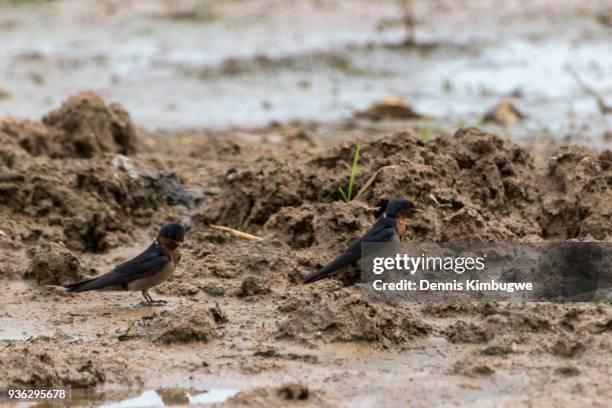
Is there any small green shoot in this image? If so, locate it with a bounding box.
[429,194,452,208]
[420,127,432,143]
[338,145,361,202]
[118,320,136,341]
[459,118,484,129]
[124,321,135,335]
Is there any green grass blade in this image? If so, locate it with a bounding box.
[420,127,432,143]
[338,186,349,202]
[347,145,360,201]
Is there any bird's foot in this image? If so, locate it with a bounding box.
[123,302,149,309]
[147,299,169,306]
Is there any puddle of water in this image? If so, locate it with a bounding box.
[98,388,240,407]
[0,0,610,146]
[188,389,240,405]
[100,390,164,408]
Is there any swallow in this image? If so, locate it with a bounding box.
[303,198,418,284]
[64,222,185,305]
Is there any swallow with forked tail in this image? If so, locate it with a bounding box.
[64,223,185,305]
[303,198,419,284]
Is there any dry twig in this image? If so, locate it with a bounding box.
[210,225,264,241]
[567,67,612,114]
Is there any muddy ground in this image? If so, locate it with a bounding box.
[1,0,611,148]
[0,93,610,407]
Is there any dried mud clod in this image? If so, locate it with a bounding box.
[0,336,135,389]
[24,241,94,285]
[40,91,137,158]
[444,320,493,344]
[221,383,329,408]
[355,96,429,121]
[483,100,525,125]
[237,276,272,298]
[452,360,496,378]
[278,289,431,346]
[480,344,514,356]
[137,304,222,344]
[555,366,581,377]
[1,91,136,159]
[549,336,587,358]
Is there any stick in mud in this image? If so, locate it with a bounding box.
[209,225,264,241]
[567,66,612,114]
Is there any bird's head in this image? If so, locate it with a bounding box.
[158,222,186,249]
[384,198,419,218]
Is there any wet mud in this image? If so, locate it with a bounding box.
[0,93,611,406]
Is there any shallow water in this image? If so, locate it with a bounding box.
[98,388,239,407]
[0,0,610,143]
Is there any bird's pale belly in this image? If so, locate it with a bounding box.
[127,262,175,291]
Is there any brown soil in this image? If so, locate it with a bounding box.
[219,383,331,407]
[0,334,139,389]
[138,304,222,344]
[24,240,95,285]
[0,93,610,406]
[278,289,431,347]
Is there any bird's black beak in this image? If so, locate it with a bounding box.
[170,239,183,248]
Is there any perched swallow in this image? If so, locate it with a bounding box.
[64,223,185,305]
[303,198,418,284]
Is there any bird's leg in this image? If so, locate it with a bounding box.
[144,289,168,306]
[140,290,152,305]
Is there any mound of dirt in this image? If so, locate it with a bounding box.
[24,241,94,285]
[264,201,373,250]
[194,156,309,228]
[220,383,329,408]
[538,146,612,240]
[0,94,192,253]
[355,96,428,121]
[195,128,610,277]
[137,304,222,343]
[0,152,189,252]
[0,91,137,159]
[278,289,431,346]
[0,336,135,388]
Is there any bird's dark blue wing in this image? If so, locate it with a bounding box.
[112,243,170,279]
[65,243,170,292]
[303,216,397,283]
